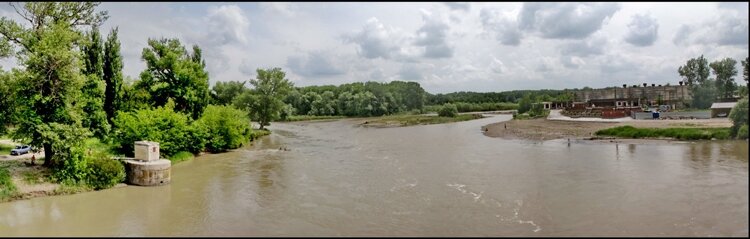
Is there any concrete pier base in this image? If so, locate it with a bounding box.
[123,159,171,186]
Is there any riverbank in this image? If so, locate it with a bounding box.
[483,117,734,141]
[0,132,271,204]
[357,113,484,128]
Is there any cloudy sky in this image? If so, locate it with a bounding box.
[1,2,748,93]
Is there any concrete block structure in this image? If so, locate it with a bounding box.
[134,141,160,162]
[124,141,171,186]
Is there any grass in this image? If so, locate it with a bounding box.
[365,114,484,127]
[168,151,194,163]
[0,143,14,155]
[595,126,732,140]
[281,115,347,122]
[22,169,51,184]
[0,165,17,201]
[54,182,92,195]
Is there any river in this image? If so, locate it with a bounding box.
[0,115,747,236]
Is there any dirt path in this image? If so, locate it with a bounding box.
[483,118,733,141]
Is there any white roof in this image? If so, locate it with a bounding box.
[710,102,737,109]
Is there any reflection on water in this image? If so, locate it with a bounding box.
[0,115,747,236]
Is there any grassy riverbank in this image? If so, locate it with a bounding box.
[483,118,734,141]
[0,130,272,204]
[360,113,484,127]
[282,115,347,122]
[595,126,731,140]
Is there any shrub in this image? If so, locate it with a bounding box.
[0,166,17,201]
[112,101,206,158]
[737,125,748,140]
[196,105,252,152]
[53,146,90,185]
[729,97,748,138]
[438,103,458,117]
[169,151,194,163]
[86,157,125,190]
[595,126,731,140]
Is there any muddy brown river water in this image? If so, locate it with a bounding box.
[0,115,747,236]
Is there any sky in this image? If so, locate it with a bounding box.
[0,2,748,94]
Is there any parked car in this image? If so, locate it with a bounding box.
[10,145,31,155]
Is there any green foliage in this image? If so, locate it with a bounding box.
[679,55,711,86]
[367,114,482,127]
[690,80,718,109]
[285,81,426,117]
[0,165,17,201]
[709,58,738,99]
[112,101,206,158]
[195,105,252,152]
[0,70,16,135]
[103,27,124,123]
[517,94,534,114]
[729,97,748,138]
[438,103,458,117]
[425,102,518,113]
[119,76,152,112]
[53,146,90,185]
[595,126,731,140]
[737,125,748,140]
[0,143,13,155]
[1,3,109,168]
[138,38,210,119]
[85,157,125,190]
[211,81,247,105]
[168,151,194,163]
[236,67,293,129]
[80,26,110,138]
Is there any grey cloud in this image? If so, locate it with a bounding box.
[560,37,606,57]
[519,2,620,39]
[673,13,748,46]
[286,51,345,78]
[624,14,658,47]
[480,8,522,46]
[398,64,424,81]
[560,56,580,69]
[443,2,470,12]
[415,10,454,58]
[238,58,256,76]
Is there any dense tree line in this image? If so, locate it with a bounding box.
[678,55,747,109]
[0,2,262,190]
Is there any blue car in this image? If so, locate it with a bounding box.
[10,145,31,156]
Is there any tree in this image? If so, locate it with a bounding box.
[742,57,748,96]
[211,81,247,105]
[0,70,17,135]
[138,38,210,119]
[80,25,109,138]
[103,27,123,123]
[710,58,738,100]
[240,67,293,129]
[679,56,715,108]
[0,2,108,168]
[678,55,710,86]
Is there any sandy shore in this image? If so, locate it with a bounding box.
[483,117,733,141]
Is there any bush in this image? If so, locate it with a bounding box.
[112,101,206,158]
[738,125,748,139]
[169,151,194,163]
[0,166,17,201]
[196,105,252,152]
[86,157,125,190]
[729,97,748,138]
[438,103,458,117]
